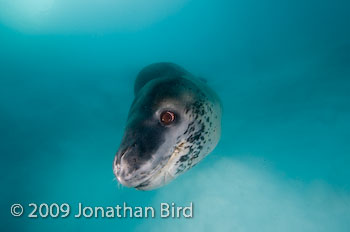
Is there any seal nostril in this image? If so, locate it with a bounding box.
[119,147,129,159]
[120,150,126,159]
[117,143,137,165]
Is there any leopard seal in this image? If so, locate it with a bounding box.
[113,62,222,190]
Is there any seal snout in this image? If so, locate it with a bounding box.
[114,143,148,187]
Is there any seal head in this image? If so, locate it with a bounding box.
[114,62,222,190]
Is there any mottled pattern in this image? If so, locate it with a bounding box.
[169,95,221,179]
[132,84,221,190]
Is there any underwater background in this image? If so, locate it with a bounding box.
[1,0,349,231]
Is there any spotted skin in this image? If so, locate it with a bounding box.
[165,96,220,178]
[114,62,222,190]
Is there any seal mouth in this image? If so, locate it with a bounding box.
[133,142,186,190]
[113,141,186,190]
[113,144,157,188]
[113,152,166,189]
[114,165,156,189]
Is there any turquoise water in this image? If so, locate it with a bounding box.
[1,0,350,231]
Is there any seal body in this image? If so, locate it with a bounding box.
[113,62,222,190]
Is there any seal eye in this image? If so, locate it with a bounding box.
[160,111,175,125]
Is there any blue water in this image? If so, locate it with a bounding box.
[1,0,350,231]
